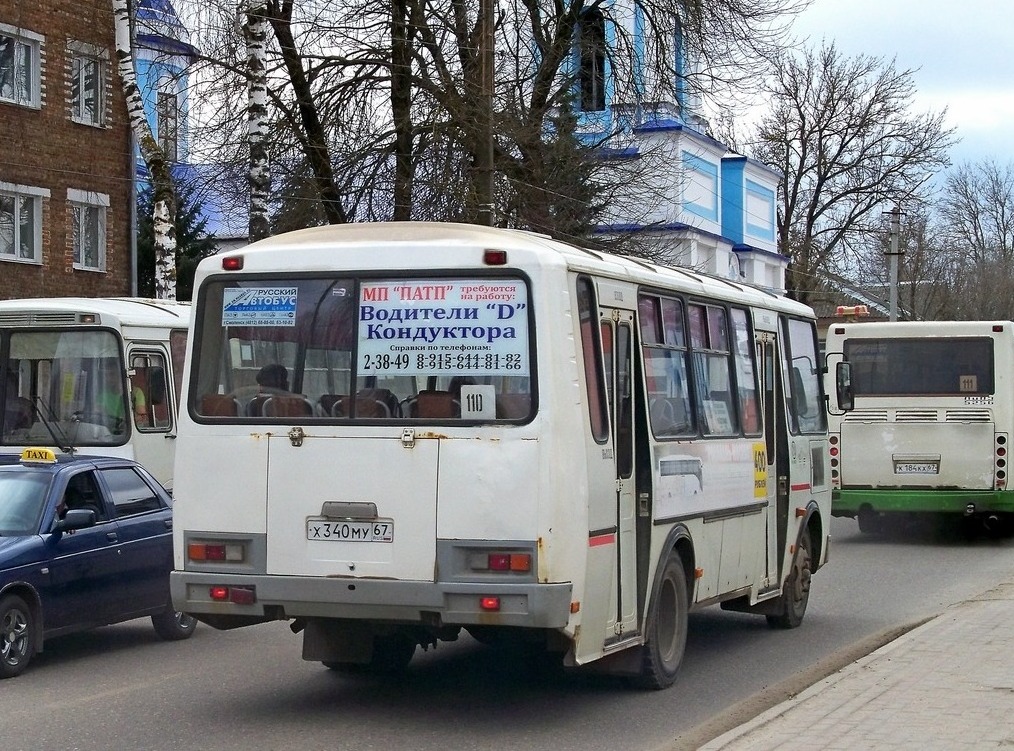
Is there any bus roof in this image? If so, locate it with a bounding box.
[0,297,191,328]
[206,222,812,318]
[827,320,1014,338]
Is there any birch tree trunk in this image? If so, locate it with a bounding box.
[112,0,177,300]
[244,0,271,242]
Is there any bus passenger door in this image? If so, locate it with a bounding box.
[600,310,638,639]
[759,332,788,584]
[126,346,175,490]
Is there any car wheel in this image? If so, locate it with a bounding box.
[151,607,198,641]
[0,594,35,679]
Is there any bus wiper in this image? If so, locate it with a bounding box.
[31,396,74,455]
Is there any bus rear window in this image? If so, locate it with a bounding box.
[845,337,994,396]
[192,277,533,421]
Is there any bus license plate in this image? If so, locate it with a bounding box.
[306,519,394,542]
[894,462,938,475]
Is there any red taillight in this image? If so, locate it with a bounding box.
[480,596,501,611]
[209,586,256,604]
[188,542,244,562]
[829,447,839,457]
[487,553,531,572]
[222,255,244,270]
[483,249,507,265]
[997,447,1006,457]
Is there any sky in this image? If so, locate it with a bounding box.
[785,0,1014,166]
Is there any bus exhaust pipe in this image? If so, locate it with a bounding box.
[983,514,1000,532]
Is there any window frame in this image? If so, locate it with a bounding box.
[69,43,106,126]
[68,188,109,271]
[0,182,45,264]
[0,25,42,108]
[157,91,179,162]
[578,9,606,112]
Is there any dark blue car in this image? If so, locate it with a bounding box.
[0,448,196,678]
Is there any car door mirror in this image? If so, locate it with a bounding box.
[53,508,97,532]
[836,362,854,412]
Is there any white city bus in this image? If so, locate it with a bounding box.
[0,298,190,489]
[171,222,831,688]
[825,320,1014,534]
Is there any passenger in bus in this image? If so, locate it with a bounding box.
[3,371,33,433]
[98,359,147,432]
[256,364,290,393]
[248,364,292,417]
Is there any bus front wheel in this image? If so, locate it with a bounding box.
[630,554,689,690]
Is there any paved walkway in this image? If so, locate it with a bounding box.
[699,580,1014,750]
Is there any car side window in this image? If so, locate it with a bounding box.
[98,467,163,517]
[62,471,107,522]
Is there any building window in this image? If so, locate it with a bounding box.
[0,25,42,108]
[157,92,178,162]
[71,49,104,125]
[68,189,109,271]
[578,10,606,112]
[0,183,44,263]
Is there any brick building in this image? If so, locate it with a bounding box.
[1,0,133,299]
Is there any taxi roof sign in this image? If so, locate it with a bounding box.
[21,447,58,464]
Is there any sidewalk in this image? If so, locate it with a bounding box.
[699,580,1014,750]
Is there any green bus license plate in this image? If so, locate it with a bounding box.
[306,519,394,542]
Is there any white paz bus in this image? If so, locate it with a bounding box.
[171,223,831,688]
[825,320,1014,534]
[0,298,190,489]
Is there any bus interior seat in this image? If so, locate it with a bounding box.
[355,388,400,418]
[496,393,531,419]
[318,394,346,417]
[201,394,240,417]
[415,390,458,418]
[246,394,271,417]
[264,395,314,417]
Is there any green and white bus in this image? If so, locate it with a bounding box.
[824,320,1014,534]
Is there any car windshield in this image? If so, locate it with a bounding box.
[0,470,52,536]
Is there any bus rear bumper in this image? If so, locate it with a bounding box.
[832,488,1014,517]
[170,571,573,630]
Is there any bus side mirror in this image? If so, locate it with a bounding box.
[836,362,854,412]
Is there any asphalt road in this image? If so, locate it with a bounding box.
[5,516,1014,751]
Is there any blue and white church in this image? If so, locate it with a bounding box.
[131,2,787,292]
[572,8,787,293]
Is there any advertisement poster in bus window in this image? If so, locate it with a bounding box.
[221,288,298,327]
[357,280,529,377]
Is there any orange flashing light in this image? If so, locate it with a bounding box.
[570,601,581,614]
[835,305,869,318]
[694,567,704,579]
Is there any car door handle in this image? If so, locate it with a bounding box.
[106,532,118,542]
[164,519,173,530]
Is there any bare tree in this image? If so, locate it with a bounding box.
[180,0,809,240]
[244,0,272,241]
[114,0,177,299]
[752,43,955,306]
[933,160,1014,318]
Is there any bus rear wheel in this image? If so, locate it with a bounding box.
[767,527,812,629]
[630,554,688,690]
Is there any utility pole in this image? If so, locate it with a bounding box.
[885,205,903,321]
[475,0,495,226]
